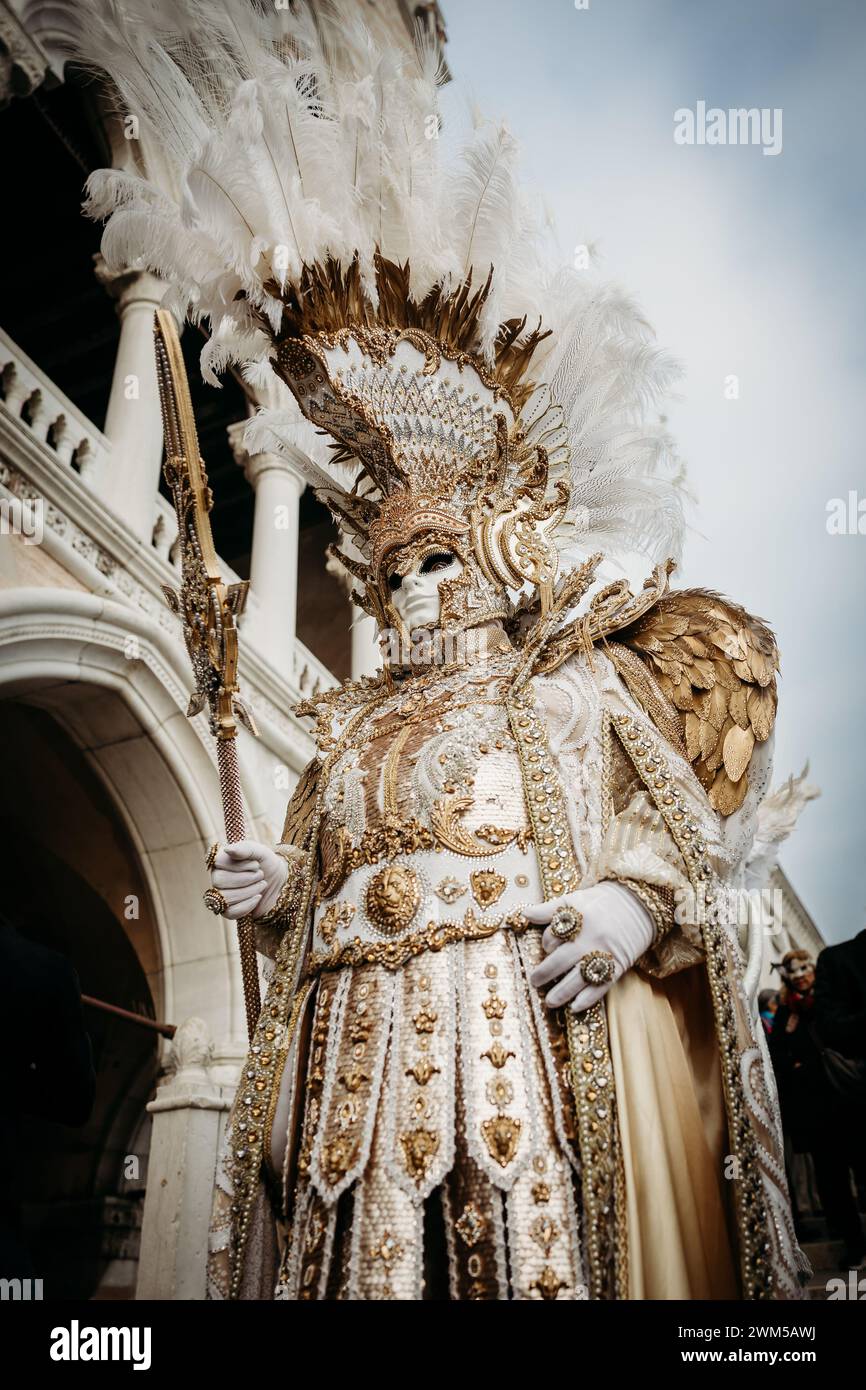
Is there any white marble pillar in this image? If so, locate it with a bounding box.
[325,537,382,679]
[352,611,382,678]
[229,423,306,680]
[95,261,166,540]
[136,1019,230,1301]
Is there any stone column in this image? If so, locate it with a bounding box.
[136,1018,231,1300]
[352,611,382,678]
[229,423,306,680]
[325,539,382,679]
[95,260,166,540]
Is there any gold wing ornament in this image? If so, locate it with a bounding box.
[613,589,779,815]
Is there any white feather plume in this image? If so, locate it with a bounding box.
[743,764,821,889]
[71,0,691,571]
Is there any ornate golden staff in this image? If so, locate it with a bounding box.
[153,308,262,1043]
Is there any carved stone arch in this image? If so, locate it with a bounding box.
[5,0,84,84]
[0,586,250,1058]
[0,0,82,105]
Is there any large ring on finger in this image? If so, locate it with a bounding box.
[205,842,220,872]
[579,950,616,986]
[203,887,227,916]
[550,905,583,942]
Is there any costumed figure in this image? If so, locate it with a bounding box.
[73,0,809,1299]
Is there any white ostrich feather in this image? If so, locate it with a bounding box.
[743,764,821,890]
[449,118,522,358]
[243,408,347,485]
[754,765,821,848]
[200,321,272,390]
[84,168,173,219]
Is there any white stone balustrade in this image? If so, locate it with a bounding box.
[0,326,109,483]
[152,493,180,566]
[292,641,334,698]
[0,324,336,719]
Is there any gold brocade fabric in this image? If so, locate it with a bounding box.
[606,967,739,1299]
[276,930,587,1300]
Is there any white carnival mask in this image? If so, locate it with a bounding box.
[387,548,464,631]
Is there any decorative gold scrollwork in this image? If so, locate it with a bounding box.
[430,795,530,857]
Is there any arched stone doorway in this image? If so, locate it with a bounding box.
[0,589,248,1297]
[2,706,160,1296]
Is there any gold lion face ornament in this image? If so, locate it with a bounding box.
[365,864,422,935]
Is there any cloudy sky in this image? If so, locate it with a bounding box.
[442,0,866,944]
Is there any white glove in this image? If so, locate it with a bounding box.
[527,881,655,1012]
[209,839,288,920]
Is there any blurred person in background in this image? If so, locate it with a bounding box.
[769,948,864,1268]
[759,988,780,1038]
[814,927,866,1262]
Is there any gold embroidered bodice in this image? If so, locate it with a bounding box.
[310,653,546,965]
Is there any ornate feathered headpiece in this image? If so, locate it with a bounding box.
[73,0,686,631]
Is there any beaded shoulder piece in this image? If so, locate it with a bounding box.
[295,671,389,756]
[280,757,323,852]
[525,561,778,816]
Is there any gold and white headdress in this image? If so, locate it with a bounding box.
[74,0,686,633]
